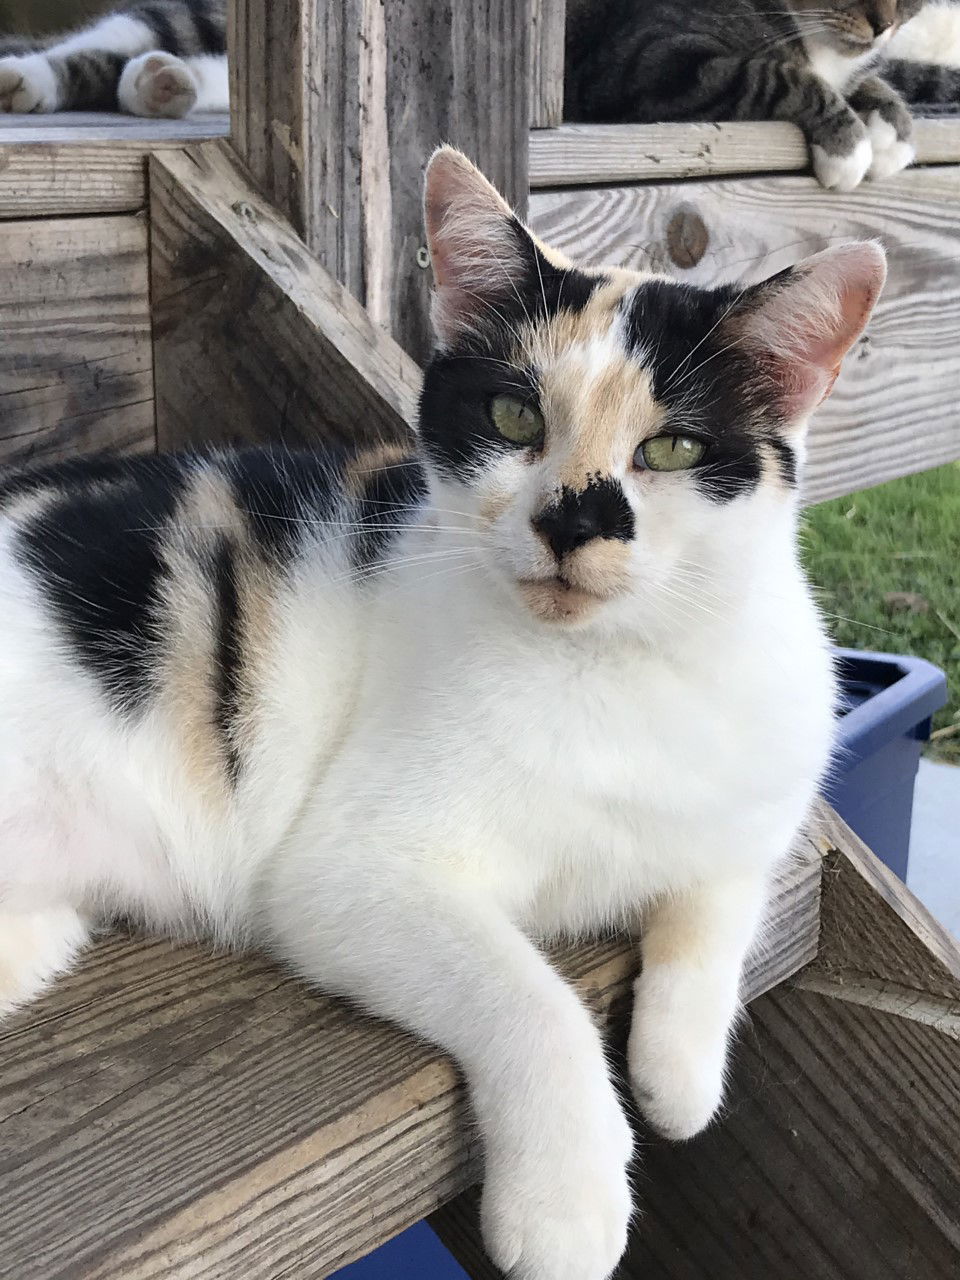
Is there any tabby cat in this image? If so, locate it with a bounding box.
[0,0,226,117]
[566,0,960,190]
[0,149,885,1280]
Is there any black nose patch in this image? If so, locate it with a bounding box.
[532,477,635,560]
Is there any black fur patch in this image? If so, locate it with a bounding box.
[533,478,635,559]
[352,456,429,570]
[16,456,187,712]
[420,356,541,482]
[226,448,343,565]
[624,279,787,502]
[207,536,242,781]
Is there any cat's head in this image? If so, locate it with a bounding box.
[418,148,884,637]
[790,0,923,51]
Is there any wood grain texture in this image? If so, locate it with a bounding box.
[529,0,565,129]
[0,213,154,466]
[0,847,818,1280]
[229,0,530,360]
[800,798,960,1010]
[149,141,420,454]
[0,115,229,218]
[529,118,960,187]
[529,168,960,503]
[432,984,960,1279]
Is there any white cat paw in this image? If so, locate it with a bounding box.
[481,1092,634,1280]
[864,111,915,181]
[811,136,873,192]
[628,1010,726,1141]
[0,54,59,113]
[118,51,198,118]
[482,1165,632,1280]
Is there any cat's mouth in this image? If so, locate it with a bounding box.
[515,575,609,623]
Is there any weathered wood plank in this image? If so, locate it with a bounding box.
[229,0,531,359]
[529,118,960,187]
[0,836,818,1279]
[529,169,960,503]
[149,140,420,454]
[799,798,960,1009]
[433,983,960,1279]
[0,116,229,218]
[0,213,154,466]
[529,0,565,129]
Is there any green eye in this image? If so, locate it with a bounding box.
[491,395,545,446]
[635,434,707,472]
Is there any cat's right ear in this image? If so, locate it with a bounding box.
[423,147,531,349]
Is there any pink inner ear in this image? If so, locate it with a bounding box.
[422,147,526,346]
[736,242,887,421]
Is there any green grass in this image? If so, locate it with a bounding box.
[801,462,960,764]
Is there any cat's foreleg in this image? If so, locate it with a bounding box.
[0,906,90,1018]
[269,867,634,1280]
[848,76,915,181]
[628,872,769,1141]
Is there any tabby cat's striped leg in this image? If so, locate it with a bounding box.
[762,63,873,192]
[848,76,915,182]
[0,9,154,112]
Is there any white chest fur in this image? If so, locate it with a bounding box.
[804,38,883,94]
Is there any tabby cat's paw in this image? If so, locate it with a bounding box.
[118,52,198,118]
[811,137,873,192]
[864,111,915,181]
[0,55,59,113]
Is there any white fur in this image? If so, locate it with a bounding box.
[803,38,879,94]
[120,53,229,116]
[865,109,915,180]
[0,53,60,112]
[0,211,875,1276]
[811,135,873,191]
[890,1,960,67]
[46,13,156,59]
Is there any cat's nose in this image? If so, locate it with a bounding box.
[531,480,634,561]
[872,17,893,36]
[532,505,602,560]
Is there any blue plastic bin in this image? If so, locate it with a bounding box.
[329,1221,466,1280]
[823,647,948,879]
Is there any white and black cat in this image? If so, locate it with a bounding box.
[566,0,960,190]
[0,0,226,116]
[0,149,885,1280]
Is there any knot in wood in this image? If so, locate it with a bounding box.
[666,207,709,270]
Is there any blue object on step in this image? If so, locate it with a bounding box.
[824,647,948,880]
[329,1222,469,1280]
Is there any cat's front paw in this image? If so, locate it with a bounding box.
[481,1091,634,1280]
[811,136,873,192]
[864,111,915,181]
[627,977,730,1141]
[118,52,198,118]
[0,55,59,113]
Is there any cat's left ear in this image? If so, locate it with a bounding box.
[727,242,886,430]
[423,147,542,349]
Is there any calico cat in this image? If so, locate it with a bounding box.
[566,0,959,191]
[0,0,226,117]
[0,149,885,1280]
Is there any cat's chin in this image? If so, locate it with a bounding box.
[515,577,610,625]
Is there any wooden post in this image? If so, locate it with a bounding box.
[150,142,420,454]
[229,0,532,361]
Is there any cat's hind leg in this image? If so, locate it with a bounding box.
[0,907,90,1019]
[117,51,199,118]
